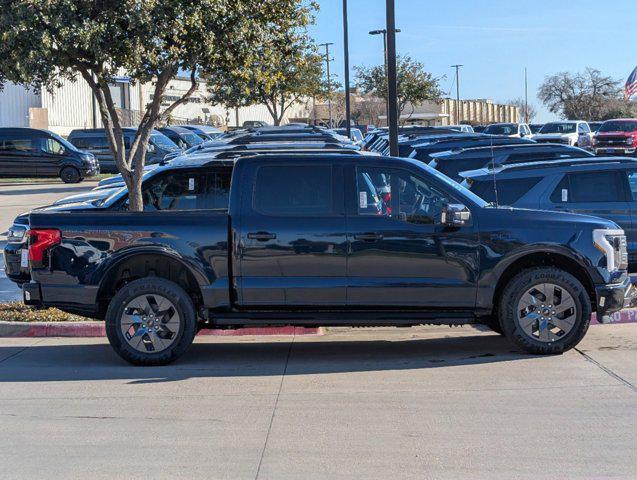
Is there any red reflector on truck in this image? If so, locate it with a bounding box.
[27,229,61,262]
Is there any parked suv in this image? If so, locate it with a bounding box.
[533,121,593,149]
[461,157,637,268]
[592,119,637,157]
[158,126,205,150]
[426,143,591,182]
[21,154,631,364]
[0,128,98,183]
[483,123,532,137]
[68,128,181,173]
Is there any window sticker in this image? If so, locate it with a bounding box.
[189,178,195,191]
[561,189,568,202]
[359,191,368,209]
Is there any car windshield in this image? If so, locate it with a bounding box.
[539,123,576,134]
[484,124,517,135]
[598,121,637,133]
[50,132,81,152]
[181,132,204,147]
[150,133,180,151]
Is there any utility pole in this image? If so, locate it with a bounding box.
[319,42,334,128]
[369,28,400,126]
[342,0,351,136]
[451,64,463,125]
[524,67,529,123]
[385,0,399,156]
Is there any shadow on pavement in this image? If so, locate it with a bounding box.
[0,333,535,384]
[0,185,90,197]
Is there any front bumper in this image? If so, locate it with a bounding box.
[80,164,100,177]
[595,276,635,323]
[595,147,636,156]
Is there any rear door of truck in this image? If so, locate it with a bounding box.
[233,156,347,307]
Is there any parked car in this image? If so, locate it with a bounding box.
[180,125,224,141]
[408,135,534,164]
[21,153,631,364]
[461,157,637,268]
[592,119,637,157]
[483,123,532,138]
[333,127,364,145]
[529,124,544,134]
[435,124,475,133]
[532,121,593,149]
[588,121,604,133]
[0,127,99,183]
[428,143,593,182]
[158,126,205,150]
[473,125,487,133]
[242,120,269,128]
[68,128,181,173]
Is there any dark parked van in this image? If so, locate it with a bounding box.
[158,126,205,150]
[67,128,181,173]
[0,127,99,183]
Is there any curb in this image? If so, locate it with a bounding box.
[0,321,322,338]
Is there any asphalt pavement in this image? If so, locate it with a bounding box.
[0,324,635,479]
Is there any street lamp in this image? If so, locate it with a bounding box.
[451,64,463,125]
[369,27,400,128]
[319,42,334,128]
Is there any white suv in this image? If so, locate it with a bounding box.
[483,123,532,138]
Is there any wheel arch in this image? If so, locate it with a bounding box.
[491,250,596,316]
[96,250,207,317]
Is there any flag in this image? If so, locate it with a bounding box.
[626,66,637,99]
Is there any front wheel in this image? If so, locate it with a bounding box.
[60,166,81,183]
[499,267,591,354]
[105,278,197,365]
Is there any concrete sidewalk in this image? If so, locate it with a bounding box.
[0,323,635,479]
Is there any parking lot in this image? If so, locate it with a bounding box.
[0,324,635,479]
[1,180,636,479]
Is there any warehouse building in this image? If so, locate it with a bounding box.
[0,76,310,136]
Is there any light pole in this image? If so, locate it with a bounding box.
[369,28,400,126]
[524,67,529,123]
[385,0,399,156]
[319,42,334,128]
[451,64,463,124]
[343,0,351,136]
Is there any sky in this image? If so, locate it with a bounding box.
[309,0,636,123]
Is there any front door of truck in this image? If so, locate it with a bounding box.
[236,160,347,307]
[346,163,480,308]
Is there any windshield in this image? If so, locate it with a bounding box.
[539,123,576,134]
[483,124,517,135]
[415,160,487,207]
[179,132,204,147]
[150,133,180,152]
[50,132,81,153]
[598,120,637,133]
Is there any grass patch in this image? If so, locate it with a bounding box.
[0,302,89,322]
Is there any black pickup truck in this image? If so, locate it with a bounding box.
[22,154,632,365]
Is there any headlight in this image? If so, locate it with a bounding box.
[593,229,628,271]
[7,225,27,243]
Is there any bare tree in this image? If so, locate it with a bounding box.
[508,98,537,123]
[538,68,630,120]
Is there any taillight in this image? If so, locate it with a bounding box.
[27,229,61,263]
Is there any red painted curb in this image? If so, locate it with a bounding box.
[0,321,322,338]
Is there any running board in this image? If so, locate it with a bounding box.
[210,310,476,328]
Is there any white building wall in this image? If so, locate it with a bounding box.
[0,83,41,127]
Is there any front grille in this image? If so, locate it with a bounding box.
[596,135,629,147]
[541,138,570,145]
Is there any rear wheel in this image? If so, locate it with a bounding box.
[105,278,197,365]
[60,166,81,183]
[499,267,591,354]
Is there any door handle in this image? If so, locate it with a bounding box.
[247,231,277,241]
[354,232,383,242]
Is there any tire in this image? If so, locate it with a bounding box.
[60,166,81,183]
[499,267,591,355]
[105,277,197,365]
[482,315,503,335]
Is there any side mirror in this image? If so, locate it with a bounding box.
[441,203,471,227]
[147,143,156,153]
